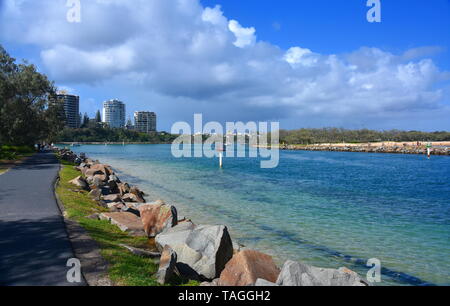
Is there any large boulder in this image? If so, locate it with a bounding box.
[68,176,89,191]
[99,212,146,236]
[84,168,103,178]
[90,164,112,176]
[276,260,368,286]
[155,221,196,251]
[156,246,178,285]
[138,202,178,237]
[218,250,280,286]
[89,175,107,189]
[158,225,233,281]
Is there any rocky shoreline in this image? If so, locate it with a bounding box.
[278,144,450,156]
[55,147,369,286]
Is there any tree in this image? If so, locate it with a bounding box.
[95,110,102,123]
[0,45,59,146]
[81,113,90,128]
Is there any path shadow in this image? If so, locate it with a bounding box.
[0,216,86,286]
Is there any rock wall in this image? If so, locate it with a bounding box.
[54,146,369,287]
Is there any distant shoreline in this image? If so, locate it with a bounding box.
[57,141,450,156]
[57,142,171,145]
[265,141,450,156]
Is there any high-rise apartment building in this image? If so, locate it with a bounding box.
[103,99,126,128]
[134,111,157,133]
[52,93,80,129]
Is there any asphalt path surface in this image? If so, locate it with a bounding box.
[0,152,85,286]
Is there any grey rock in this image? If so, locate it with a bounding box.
[87,213,100,220]
[200,279,220,286]
[254,278,278,286]
[155,221,197,251]
[276,260,368,286]
[157,246,178,285]
[173,225,233,281]
[88,188,102,201]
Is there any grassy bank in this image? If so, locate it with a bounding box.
[0,145,35,174]
[56,160,198,286]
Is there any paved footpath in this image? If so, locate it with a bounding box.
[0,152,85,286]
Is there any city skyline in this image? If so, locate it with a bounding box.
[1,0,449,131]
[56,92,158,132]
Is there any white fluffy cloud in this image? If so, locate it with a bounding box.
[228,20,256,48]
[0,0,449,128]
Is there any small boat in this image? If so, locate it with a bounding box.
[71,143,81,147]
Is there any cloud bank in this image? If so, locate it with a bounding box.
[1,0,449,129]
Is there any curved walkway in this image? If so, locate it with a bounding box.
[0,152,85,286]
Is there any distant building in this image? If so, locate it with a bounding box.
[125,118,135,130]
[51,93,80,129]
[134,111,157,133]
[103,99,126,128]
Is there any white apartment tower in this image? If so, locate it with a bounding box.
[103,99,126,128]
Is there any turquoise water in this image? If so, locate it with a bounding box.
[66,144,450,286]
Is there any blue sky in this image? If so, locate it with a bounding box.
[1,0,449,131]
[202,0,450,68]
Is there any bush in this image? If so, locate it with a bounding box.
[0,145,35,160]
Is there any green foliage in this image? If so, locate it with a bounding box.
[55,127,178,143]
[80,113,90,128]
[95,110,102,123]
[0,145,35,160]
[0,45,63,146]
[278,128,450,145]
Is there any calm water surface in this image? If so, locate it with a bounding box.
[66,144,450,286]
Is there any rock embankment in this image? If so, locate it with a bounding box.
[55,147,369,286]
[279,144,450,156]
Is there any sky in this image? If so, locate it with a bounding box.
[0,0,449,132]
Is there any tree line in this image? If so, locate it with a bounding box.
[55,127,177,144]
[278,128,450,145]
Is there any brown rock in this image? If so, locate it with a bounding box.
[138,202,178,237]
[99,212,146,236]
[107,202,125,212]
[90,164,112,176]
[93,174,108,182]
[103,194,122,203]
[130,186,144,196]
[68,176,89,190]
[84,168,103,177]
[122,193,138,202]
[118,183,131,196]
[219,250,280,286]
[130,186,146,202]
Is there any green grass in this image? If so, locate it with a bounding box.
[0,145,35,174]
[56,160,199,286]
